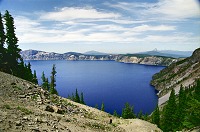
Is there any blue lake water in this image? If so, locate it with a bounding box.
[27,60,164,115]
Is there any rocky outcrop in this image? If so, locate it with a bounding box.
[0,71,162,132]
[21,49,177,66]
[117,56,177,66]
[151,48,200,105]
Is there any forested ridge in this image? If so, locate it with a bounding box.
[151,79,200,131]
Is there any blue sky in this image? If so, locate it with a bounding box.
[0,0,200,53]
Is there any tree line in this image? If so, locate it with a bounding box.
[150,79,200,131]
[0,10,37,84]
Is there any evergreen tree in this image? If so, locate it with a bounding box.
[32,70,38,84]
[45,78,50,91]
[41,71,46,88]
[0,12,6,70]
[121,102,135,119]
[75,88,80,103]
[94,104,98,109]
[25,62,33,81]
[80,92,85,104]
[50,64,58,95]
[71,93,75,101]
[101,102,105,111]
[113,110,119,117]
[177,84,186,128]
[162,88,177,131]
[152,105,160,128]
[4,10,21,74]
[194,79,200,102]
[137,110,143,119]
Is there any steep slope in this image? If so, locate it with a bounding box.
[151,48,200,105]
[0,71,161,132]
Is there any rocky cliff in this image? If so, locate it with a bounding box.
[20,50,177,66]
[0,71,162,132]
[151,48,200,105]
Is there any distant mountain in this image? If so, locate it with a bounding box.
[138,49,192,58]
[159,50,192,57]
[84,50,108,55]
[20,49,178,66]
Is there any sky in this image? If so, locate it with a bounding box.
[0,0,200,54]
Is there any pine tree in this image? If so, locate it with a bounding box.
[152,105,160,128]
[26,62,33,81]
[4,10,21,74]
[0,12,6,70]
[194,79,200,102]
[177,84,186,128]
[101,102,105,111]
[32,70,38,84]
[113,110,119,117]
[121,102,135,119]
[45,78,50,91]
[162,88,177,131]
[80,92,85,104]
[94,104,98,109]
[50,64,58,95]
[41,71,46,89]
[137,110,143,119]
[75,89,80,103]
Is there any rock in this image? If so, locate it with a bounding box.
[18,94,26,98]
[15,121,22,126]
[23,116,28,120]
[57,108,64,114]
[45,105,54,112]
[32,127,40,132]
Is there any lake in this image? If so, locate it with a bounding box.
[27,60,164,115]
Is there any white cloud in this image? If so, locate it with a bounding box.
[147,0,200,20]
[108,0,200,21]
[40,7,120,21]
[132,25,176,32]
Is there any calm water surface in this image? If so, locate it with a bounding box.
[27,60,164,115]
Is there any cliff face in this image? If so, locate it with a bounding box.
[20,50,177,66]
[118,56,177,66]
[151,48,200,104]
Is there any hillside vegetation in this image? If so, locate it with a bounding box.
[0,71,162,132]
[150,80,200,131]
[151,48,200,105]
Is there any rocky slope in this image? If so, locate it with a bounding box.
[151,48,200,105]
[0,71,162,132]
[20,49,177,66]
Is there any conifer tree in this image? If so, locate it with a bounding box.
[4,10,21,74]
[94,104,98,109]
[162,88,177,131]
[32,70,38,84]
[101,102,105,111]
[75,89,80,103]
[45,78,50,91]
[41,71,47,89]
[177,84,186,128]
[152,105,160,128]
[194,79,200,101]
[50,64,58,95]
[80,92,85,104]
[137,110,143,119]
[113,110,119,117]
[0,12,6,70]
[26,62,33,81]
[121,102,135,119]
